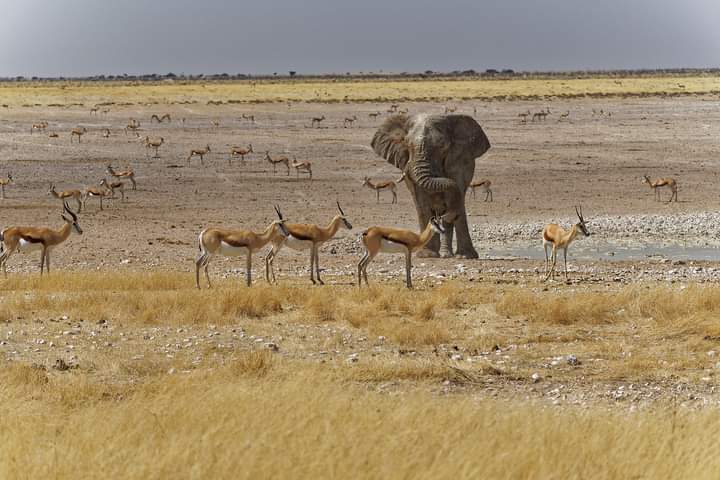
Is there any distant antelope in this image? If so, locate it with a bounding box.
[311,115,325,128]
[48,184,83,212]
[210,119,220,128]
[291,159,312,180]
[444,106,457,114]
[82,182,110,211]
[0,202,82,276]
[48,132,59,138]
[106,164,137,190]
[70,127,87,143]
[266,202,352,285]
[543,206,590,282]
[358,213,445,288]
[229,144,253,164]
[343,115,357,128]
[265,151,290,175]
[532,110,548,122]
[145,136,164,158]
[125,119,140,135]
[187,145,211,165]
[241,114,255,123]
[368,111,381,120]
[362,175,403,204]
[100,178,125,201]
[388,104,399,112]
[150,113,171,123]
[470,179,493,201]
[558,111,570,121]
[101,109,110,115]
[90,107,99,115]
[30,121,48,134]
[195,206,288,288]
[102,128,111,138]
[518,110,531,123]
[0,173,12,199]
[643,175,678,202]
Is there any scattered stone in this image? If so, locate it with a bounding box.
[531,373,541,383]
[567,355,579,366]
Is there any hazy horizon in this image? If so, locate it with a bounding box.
[2,0,719,77]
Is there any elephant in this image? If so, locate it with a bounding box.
[371,113,491,258]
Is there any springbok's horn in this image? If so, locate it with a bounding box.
[274,204,283,220]
[337,201,345,216]
[63,202,78,222]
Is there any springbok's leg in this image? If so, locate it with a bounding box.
[309,248,316,284]
[405,248,413,288]
[358,252,368,286]
[563,248,569,282]
[314,246,324,285]
[246,252,252,286]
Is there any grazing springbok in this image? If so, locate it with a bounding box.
[291,159,312,180]
[518,110,531,123]
[70,127,87,143]
[358,214,445,289]
[187,145,211,165]
[100,178,125,201]
[542,206,590,282]
[241,114,255,123]
[643,175,678,202]
[48,184,83,212]
[265,152,290,175]
[125,119,140,135]
[106,165,137,190]
[368,111,382,120]
[343,116,357,128]
[145,136,164,158]
[0,202,82,276]
[311,115,325,128]
[470,179,493,201]
[150,113,171,123]
[229,144,253,164]
[0,173,12,199]
[362,174,404,204]
[265,202,352,285]
[195,206,289,288]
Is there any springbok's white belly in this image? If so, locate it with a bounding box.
[17,239,44,253]
[285,236,313,251]
[218,242,250,257]
[379,239,408,254]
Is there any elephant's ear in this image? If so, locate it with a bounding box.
[371,114,412,171]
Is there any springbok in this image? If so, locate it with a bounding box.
[0,202,82,276]
[311,115,325,128]
[70,127,87,143]
[265,202,352,285]
[106,165,137,190]
[542,206,590,282]
[291,159,312,180]
[358,214,445,288]
[82,182,110,211]
[195,206,289,288]
[470,179,493,202]
[343,116,357,128]
[362,175,404,204]
[187,145,211,165]
[0,173,12,199]
[229,144,253,164]
[100,178,125,201]
[48,184,83,212]
[265,152,290,175]
[642,175,678,202]
[145,136,164,158]
[31,121,48,134]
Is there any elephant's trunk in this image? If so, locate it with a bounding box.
[411,136,457,192]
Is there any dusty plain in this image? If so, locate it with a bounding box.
[2,76,720,478]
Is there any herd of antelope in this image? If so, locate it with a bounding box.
[0,105,681,288]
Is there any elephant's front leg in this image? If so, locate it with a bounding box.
[440,219,454,258]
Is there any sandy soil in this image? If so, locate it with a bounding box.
[1,95,720,280]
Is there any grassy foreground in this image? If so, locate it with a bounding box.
[1,75,719,106]
[2,272,720,478]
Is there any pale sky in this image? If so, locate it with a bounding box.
[1,0,719,77]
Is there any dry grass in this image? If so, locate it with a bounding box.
[1,75,719,106]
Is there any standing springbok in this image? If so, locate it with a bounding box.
[82,182,110,211]
[343,116,357,128]
[100,178,125,201]
[106,165,137,190]
[70,127,87,143]
[187,145,211,165]
[311,115,325,128]
[48,184,83,212]
[542,206,590,282]
[0,173,12,199]
[362,175,403,204]
[470,179,493,202]
[195,206,289,288]
[265,151,290,175]
[265,202,352,285]
[642,175,678,202]
[0,202,82,276]
[145,136,164,158]
[31,121,48,134]
[358,214,445,288]
[291,159,312,180]
[125,119,140,135]
[229,144,253,164]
